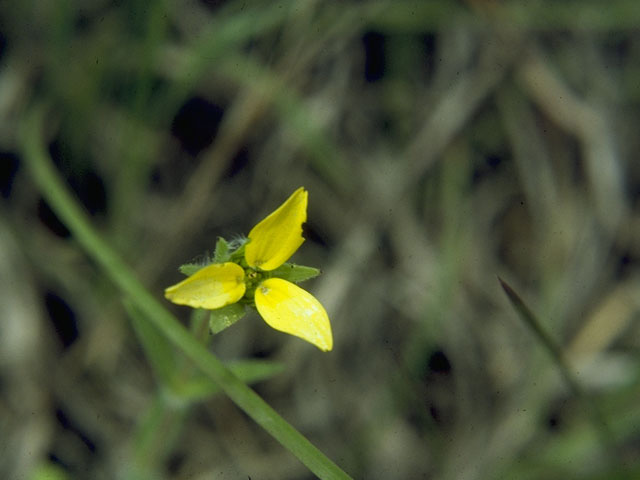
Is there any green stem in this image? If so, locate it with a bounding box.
[21,106,352,480]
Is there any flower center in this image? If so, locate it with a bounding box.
[242,267,266,304]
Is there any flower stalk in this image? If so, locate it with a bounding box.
[20,105,351,480]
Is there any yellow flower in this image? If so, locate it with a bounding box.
[164,187,333,351]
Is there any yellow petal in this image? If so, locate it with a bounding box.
[245,187,307,271]
[255,278,333,351]
[164,263,245,309]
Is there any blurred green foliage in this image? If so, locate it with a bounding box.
[2,0,640,479]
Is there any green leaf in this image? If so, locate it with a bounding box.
[175,359,285,402]
[209,303,246,334]
[30,463,71,480]
[125,298,177,389]
[179,263,204,276]
[269,263,321,283]
[229,240,247,264]
[213,236,230,263]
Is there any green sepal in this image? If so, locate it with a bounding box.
[268,263,321,283]
[209,303,246,334]
[229,240,248,265]
[179,263,204,276]
[177,237,248,276]
[213,236,230,263]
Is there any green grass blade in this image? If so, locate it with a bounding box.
[125,298,178,390]
[498,277,619,466]
[176,360,285,403]
[21,105,352,480]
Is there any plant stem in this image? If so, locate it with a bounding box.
[21,105,352,480]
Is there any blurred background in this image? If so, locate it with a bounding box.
[2,0,640,479]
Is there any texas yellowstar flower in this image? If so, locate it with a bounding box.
[164,187,333,351]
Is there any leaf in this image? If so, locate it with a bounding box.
[30,463,71,480]
[269,262,321,283]
[179,263,204,276]
[229,241,247,264]
[209,302,246,334]
[175,359,285,402]
[124,298,177,389]
[213,236,230,263]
